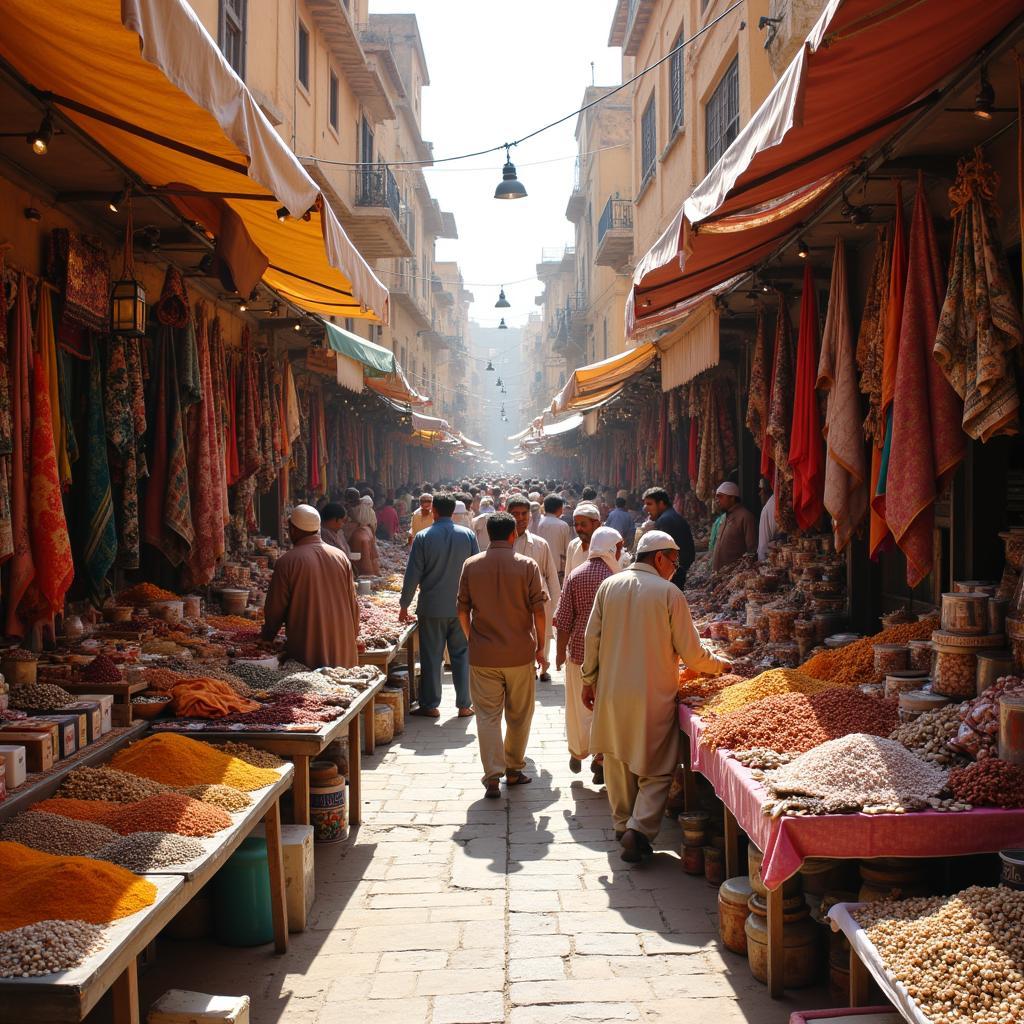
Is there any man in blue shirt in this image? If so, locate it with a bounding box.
[605,496,636,550]
[400,492,479,719]
[641,487,695,590]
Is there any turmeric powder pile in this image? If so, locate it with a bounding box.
[800,618,939,685]
[0,841,157,930]
[110,733,280,791]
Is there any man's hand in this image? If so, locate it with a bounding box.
[398,607,415,624]
[556,655,565,671]
[535,647,549,672]
[581,684,596,711]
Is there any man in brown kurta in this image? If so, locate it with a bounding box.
[261,504,360,669]
[711,481,758,572]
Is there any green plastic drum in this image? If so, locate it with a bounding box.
[212,836,273,946]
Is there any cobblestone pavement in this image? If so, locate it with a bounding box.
[132,671,829,1023]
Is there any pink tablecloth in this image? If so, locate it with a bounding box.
[679,704,1024,890]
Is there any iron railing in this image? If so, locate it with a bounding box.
[354,163,401,220]
[597,197,633,245]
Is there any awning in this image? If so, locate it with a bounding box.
[365,362,430,407]
[629,0,1023,334]
[323,321,395,376]
[550,343,657,415]
[0,0,389,322]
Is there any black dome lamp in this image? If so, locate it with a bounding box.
[974,66,995,120]
[485,359,495,371]
[496,376,504,387]
[495,287,511,309]
[498,318,508,330]
[494,144,527,200]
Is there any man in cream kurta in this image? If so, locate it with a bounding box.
[582,530,729,862]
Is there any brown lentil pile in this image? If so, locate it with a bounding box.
[889,703,966,766]
[699,668,836,717]
[948,759,1024,808]
[0,812,119,856]
[0,920,105,978]
[219,692,345,727]
[59,767,171,804]
[93,831,207,871]
[36,794,232,837]
[181,784,252,812]
[701,687,899,754]
[800,618,939,685]
[852,886,1024,1024]
[217,742,285,768]
[9,683,74,711]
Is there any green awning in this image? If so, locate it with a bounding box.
[324,321,395,377]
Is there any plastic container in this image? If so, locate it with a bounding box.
[998,694,1024,764]
[679,811,709,847]
[378,686,405,735]
[718,876,752,954]
[907,640,934,673]
[704,846,725,887]
[989,597,1010,636]
[183,595,203,619]
[213,837,274,946]
[310,773,348,844]
[151,600,184,624]
[932,647,977,699]
[872,644,909,676]
[682,844,704,875]
[373,704,394,745]
[941,592,990,634]
[766,609,799,643]
[221,589,249,615]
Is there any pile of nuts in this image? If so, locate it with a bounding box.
[731,748,795,770]
[0,812,119,856]
[948,759,1024,808]
[93,832,206,871]
[0,919,105,978]
[59,767,171,804]
[9,683,74,710]
[217,742,284,769]
[889,704,966,766]
[81,655,123,684]
[932,649,978,699]
[853,886,1024,1024]
[181,784,251,812]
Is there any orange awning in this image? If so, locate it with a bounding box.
[630,0,1023,334]
[0,0,388,322]
[550,343,657,414]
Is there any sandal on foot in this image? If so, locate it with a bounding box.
[504,771,533,786]
[410,707,441,718]
[484,781,501,799]
[619,829,652,863]
[457,707,476,718]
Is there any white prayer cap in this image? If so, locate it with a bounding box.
[479,497,495,510]
[588,527,623,557]
[530,501,540,511]
[419,492,433,502]
[573,502,601,520]
[290,504,321,531]
[529,491,541,501]
[616,489,629,499]
[359,494,374,505]
[716,481,741,497]
[454,500,468,515]
[636,530,679,555]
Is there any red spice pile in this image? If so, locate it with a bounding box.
[36,793,231,837]
[82,655,123,683]
[701,688,899,754]
[948,759,1024,808]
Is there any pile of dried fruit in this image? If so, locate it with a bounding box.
[118,583,179,606]
[0,812,119,857]
[93,832,207,871]
[948,759,1024,808]
[0,920,105,978]
[9,683,74,711]
[731,748,795,771]
[800,618,938,685]
[949,676,1024,760]
[59,767,171,804]
[852,886,1024,1023]
[357,599,404,650]
[677,671,747,703]
[219,692,345,727]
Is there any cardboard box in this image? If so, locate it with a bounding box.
[0,744,26,789]
[0,732,53,772]
[147,990,250,1024]
[34,707,88,749]
[31,715,81,757]
[253,823,314,932]
[60,702,102,745]
[76,694,114,734]
[1,720,59,761]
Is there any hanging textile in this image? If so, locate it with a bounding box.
[155,265,190,329]
[5,275,35,637]
[256,353,277,493]
[143,326,194,566]
[56,349,79,469]
[236,331,260,481]
[48,230,109,331]
[208,317,230,524]
[83,354,117,604]
[789,262,825,531]
[816,239,868,552]
[176,319,202,410]
[888,179,967,587]
[0,256,15,567]
[283,359,301,452]
[35,288,73,488]
[745,307,771,478]
[765,294,796,532]
[934,149,1023,441]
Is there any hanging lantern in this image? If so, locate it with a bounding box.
[110,196,146,335]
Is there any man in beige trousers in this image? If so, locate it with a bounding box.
[457,512,548,798]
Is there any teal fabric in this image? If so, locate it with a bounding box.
[323,321,394,376]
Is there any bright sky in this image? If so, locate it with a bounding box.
[369,0,623,329]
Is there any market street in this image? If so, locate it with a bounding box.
[136,669,827,1024]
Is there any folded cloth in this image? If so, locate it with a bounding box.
[170,678,260,719]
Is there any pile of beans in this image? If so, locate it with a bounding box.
[181,785,251,812]
[81,655,122,683]
[217,742,284,768]
[36,794,232,837]
[801,618,939,685]
[0,920,105,978]
[93,832,206,871]
[702,688,898,754]
[889,704,965,766]
[9,683,74,710]
[229,659,309,690]
[732,748,795,770]
[760,734,950,815]
[220,692,344,727]
[0,812,119,856]
[853,886,1024,1024]
[59,767,171,804]
[948,759,1024,808]
[699,668,836,717]
[258,671,355,699]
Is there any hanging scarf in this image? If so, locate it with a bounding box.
[0,256,14,566]
[208,317,231,524]
[35,287,73,488]
[83,354,117,604]
[745,307,771,476]
[765,295,796,533]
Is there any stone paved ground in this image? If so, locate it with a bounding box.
[130,671,830,1023]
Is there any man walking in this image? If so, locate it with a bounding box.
[582,531,728,861]
[472,496,495,551]
[605,495,636,550]
[507,495,560,682]
[408,492,434,544]
[400,493,478,719]
[457,513,548,798]
[641,487,695,589]
[535,494,572,581]
[565,502,602,577]
[554,525,622,785]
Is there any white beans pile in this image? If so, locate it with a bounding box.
[93,831,206,871]
[760,734,952,816]
[0,920,105,977]
[0,812,119,856]
[853,886,1024,1024]
[732,748,795,770]
[889,704,967,767]
[320,665,383,689]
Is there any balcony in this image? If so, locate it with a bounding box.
[390,258,432,330]
[567,292,589,344]
[325,164,412,260]
[595,197,634,271]
[608,0,655,57]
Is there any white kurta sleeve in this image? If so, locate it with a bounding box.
[668,590,729,676]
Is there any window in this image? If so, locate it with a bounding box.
[297,21,310,90]
[329,70,339,130]
[218,0,247,78]
[669,29,684,133]
[705,56,739,169]
[640,95,656,186]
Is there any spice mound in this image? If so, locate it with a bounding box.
[217,742,285,769]
[698,668,835,717]
[9,682,74,711]
[109,733,280,791]
[852,886,1024,1024]
[93,832,207,871]
[0,919,106,978]
[0,812,119,857]
[81,655,122,683]
[677,671,747,703]
[181,784,252,812]
[0,841,157,929]
[59,767,171,804]
[35,793,233,837]
[760,734,949,816]
[948,758,1024,808]
[801,618,938,685]
[118,583,178,606]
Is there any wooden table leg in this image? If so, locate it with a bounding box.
[680,733,699,813]
[363,702,375,756]
[291,754,310,826]
[849,946,871,1006]
[723,808,742,880]
[263,798,289,954]
[766,884,784,999]
[111,957,140,1024]
[348,713,362,827]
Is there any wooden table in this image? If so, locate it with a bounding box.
[61,680,149,728]
[151,677,385,828]
[359,623,418,710]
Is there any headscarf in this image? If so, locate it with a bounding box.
[588,526,623,574]
[573,502,601,521]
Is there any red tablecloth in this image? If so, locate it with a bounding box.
[679,704,1024,889]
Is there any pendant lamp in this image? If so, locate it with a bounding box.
[494,145,527,200]
[495,287,510,309]
[110,197,146,335]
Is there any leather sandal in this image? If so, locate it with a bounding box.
[504,770,532,786]
[457,706,476,718]
[410,706,441,718]
[484,780,501,799]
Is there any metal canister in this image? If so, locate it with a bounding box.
[977,651,1015,694]
[998,694,1024,764]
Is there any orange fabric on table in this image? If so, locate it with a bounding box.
[170,678,260,718]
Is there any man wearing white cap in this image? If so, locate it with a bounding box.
[711,481,758,572]
[472,497,495,551]
[564,502,602,578]
[409,493,433,545]
[582,530,729,862]
[554,526,623,783]
[261,504,360,669]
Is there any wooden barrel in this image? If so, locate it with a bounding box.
[373,704,395,745]
[745,894,822,988]
[378,686,405,734]
[717,876,752,955]
[858,859,930,902]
